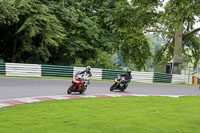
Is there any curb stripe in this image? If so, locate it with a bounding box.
[0,94,184,109]
[94,95,111,97]
[121,94,135,96]
[64,96,84,99]
[3,101,25,105]
[10,100,26,104]
[34,97,55,101]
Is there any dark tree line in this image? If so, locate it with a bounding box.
[0,0,199,71]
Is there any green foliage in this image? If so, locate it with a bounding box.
[146,35,163,71]
[0,0,19,26]
[73,51,120,69]
[105,0,161,70]
[153,0,200,67]
[147,35,163,54]
[46,0,120,67]
[120,28,152,70]
[0,0,19,62]
[183,37,200,67]
[0,0,66,63]
[15,0,65,63]
[0,0,165,70]
[85,52,120,69]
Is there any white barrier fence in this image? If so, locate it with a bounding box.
[131,71,154,83]
[2,62,189,84]
[172,74,187,84]
[6,63,41,77]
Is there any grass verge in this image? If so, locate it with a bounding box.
[0,96,200,133]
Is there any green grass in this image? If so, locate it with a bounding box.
[1,96,200,133]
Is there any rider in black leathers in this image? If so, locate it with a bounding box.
[120,69,132,88]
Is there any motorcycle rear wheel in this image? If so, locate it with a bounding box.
[120,88,126,91]
[120,85,127,91]
[67,85,73,94]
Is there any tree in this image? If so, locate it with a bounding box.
[47,0,120,66]
[84,51,120,69]
[0,0,19,62]
[105,0,162,70]
[146,35,162,71]
[149,0,200,73]
[0,0,65,63]
[15,0,65,63]
[3,0,192,71]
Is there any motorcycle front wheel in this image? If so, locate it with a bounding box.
[67,85,73,94]
[110,83,116,91]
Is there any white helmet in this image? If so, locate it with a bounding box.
[127,69,131,74]
[86,66,91,72]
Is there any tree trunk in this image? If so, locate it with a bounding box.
[11,39,17,63]
[173,28,182,74]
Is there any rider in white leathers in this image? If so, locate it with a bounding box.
[76,66,92,87]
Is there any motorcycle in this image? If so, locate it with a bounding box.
[67,73,89,94]
[110,75,128,91]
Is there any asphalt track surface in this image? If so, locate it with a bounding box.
[0,77,199,100]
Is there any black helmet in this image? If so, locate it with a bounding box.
[86,66,91,72]
[127,69,131,74]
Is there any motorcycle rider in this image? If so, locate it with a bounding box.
[119,69,132,88]
[76,66,92,87]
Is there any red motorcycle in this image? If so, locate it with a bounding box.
[67,74,89,94]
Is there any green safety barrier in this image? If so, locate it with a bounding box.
[102,69,125,80]
[0,62,5,75]
[192,76,194,84]
[42,64,73,77]
[153,72,172,83]
[0,61,185,84]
